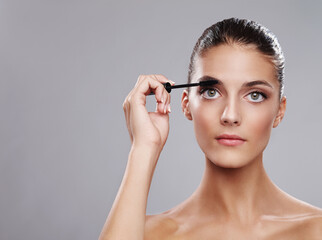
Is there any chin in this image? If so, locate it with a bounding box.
[206,151,255,169]
[209,158,248,169]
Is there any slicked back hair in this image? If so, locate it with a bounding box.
[188,18,285,99]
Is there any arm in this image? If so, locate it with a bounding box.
[98,146,160,240]
[99,75,173,240]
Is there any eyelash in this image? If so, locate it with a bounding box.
[199,88,214,93]
[199,87,220,99]
[251,91,267,98]
[199,88,268,102]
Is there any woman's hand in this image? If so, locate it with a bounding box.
[99,75,173,240]
[123,75,174,152]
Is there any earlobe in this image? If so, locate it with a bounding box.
[273,118,281,128]
[181,90,193,121]
[273,96,286,128]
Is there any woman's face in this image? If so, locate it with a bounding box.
[182,44,286,168]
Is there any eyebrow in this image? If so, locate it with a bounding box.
[197,76,222,86]
[197,76,273,89]
[242,80,273,89]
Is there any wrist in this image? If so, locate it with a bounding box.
[131,141,163,155]
[128,144,162,172]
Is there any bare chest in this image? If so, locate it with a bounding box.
[162,218,316,240]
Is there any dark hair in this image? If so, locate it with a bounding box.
[188,18,285,99]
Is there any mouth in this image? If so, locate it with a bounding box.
[215,134,246,146]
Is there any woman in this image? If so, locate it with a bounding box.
[99,18,322,239]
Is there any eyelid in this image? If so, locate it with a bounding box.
[199,87,221,99]
[245,85,270,93]
[245,91,267,102]
[199,87,269,101]
[246,89,268,98]
[199,85,220,92]
[199,87,219,95]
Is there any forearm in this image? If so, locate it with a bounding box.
[99,146,160,240]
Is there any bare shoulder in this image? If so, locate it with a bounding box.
[303,205,322,236]
[142,198,322,239]
[144,211,179,240]
[296,208,322,239]
[275,198,322,238]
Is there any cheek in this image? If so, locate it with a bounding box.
[245,106,276,142]
[190,101,221,143]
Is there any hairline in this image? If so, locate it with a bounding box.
[189,42,284,100]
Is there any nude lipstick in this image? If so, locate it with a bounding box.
[216,134,246,146]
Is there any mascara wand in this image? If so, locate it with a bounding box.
[148,80,218,95]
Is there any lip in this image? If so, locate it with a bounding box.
[216,134,246,146]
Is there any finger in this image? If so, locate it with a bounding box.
[160,88,170,114]
[123,87,138,140]
[154,85,167,114]
[153,75,174,112]
[154,81,165,104]
[136,74,175,98]
[123,96,133,142]
[132,76,167,105]
[151,74,173,84]
[167,92,171,113]
[132,75,174,114]
[136,74,171,87]
[164,90,171,114]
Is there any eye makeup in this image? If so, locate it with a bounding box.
[198,82,270,103]
[199,88,221,100]
[148,79,218,95]
[245,91,267,103]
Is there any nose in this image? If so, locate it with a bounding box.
[220,99,241,126]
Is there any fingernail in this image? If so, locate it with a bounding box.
[168,105,171,113]
[168,80,175,85]
[164,104,167,114]
[161,97,164,103]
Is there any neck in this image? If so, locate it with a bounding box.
[190,154,282,224]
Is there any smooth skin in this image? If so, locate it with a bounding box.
[99,45,322,240]
[99,74,173,240]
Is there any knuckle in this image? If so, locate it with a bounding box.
[157,74,166,78]
[122,101,127,110]
[127,96,131,104]
[135,75,148,88]
[155,74,167,81]
[137,74,146,83]
[126,94,137,105]
[123,97,131,110]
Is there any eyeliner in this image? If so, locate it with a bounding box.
[148,80,218,95]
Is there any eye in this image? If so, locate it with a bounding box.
[246,91,267,102]
[200,88,220,99]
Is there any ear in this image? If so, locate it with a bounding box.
[181,90,193,120]
[273,96,286,128]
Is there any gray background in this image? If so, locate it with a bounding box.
[1,0,322,239]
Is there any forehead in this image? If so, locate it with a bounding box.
[193,44,278,88]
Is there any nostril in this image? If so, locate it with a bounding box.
[221,118,240,126]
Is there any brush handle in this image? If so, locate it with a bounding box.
[147,80,217,96]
